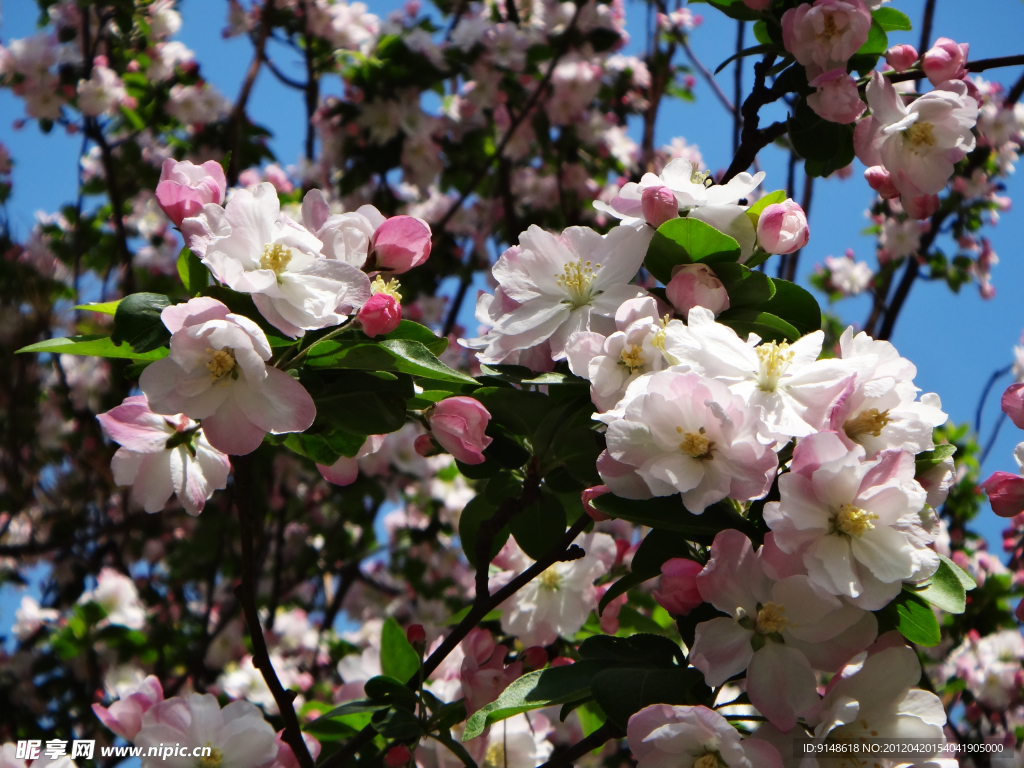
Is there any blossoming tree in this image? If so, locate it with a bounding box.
[1,0,1024,768]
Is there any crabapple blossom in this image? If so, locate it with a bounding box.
[372,215,432,273]
[756,199,810,254]
[807,69,865,124]
[459,629,522,716]
[300,189,382,267]
[781,0,872,76]
[652,558,702,616]
[155,158,227,227]
[690,530,877,731]
[1002,382,1024,428]
[627,704,784,768]
[661,307,852,439]
[922,37,969,86]
[12,596,59,640]
[317,435,385,486]
[823,253,873,296]
[902,193,940,220]
[884,44,919,73]
[77,65,128,117]
[763,431,937,609]
[471,713,554,768]
[665,264,730,319]
[864,165,900,199]
[427,397,493,465]
[940,629,1024,709]
[854,71,979,200]
[359,277,403,337]
[92,675,163,741]
[78,568,147,629]
[468,224,651,363]
[139,297,316,455]
[603,371,778,513]
[494,533,616,646]
[134,694,278,768]
[640,186,679,228]
[184,183,371,337]
[565,296,668,411]
[981,442,1024,517]
[97,395,230,516]
[825,327,947,458]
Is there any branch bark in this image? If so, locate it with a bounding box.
[534,721,625,768]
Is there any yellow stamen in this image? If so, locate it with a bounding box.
[755,602,789,635]
[205,348,237,383]
[555,258,600,309]
[483,742,505,768]
[618,344,645,373]
[537,567,562,592]
[844,408,892,441]
[755,341,794,392]
[370,275,403,301]
[822,13,838,38]
[905,121,936,149]
[694,754,724,768]
[690,167,712,188]
[260,242,293,275]
[676,426,713,459]
[197,745,223,768]
[834,503,878,538]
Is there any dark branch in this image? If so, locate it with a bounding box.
[535,721,625,768]
[228,0,276,185]
[882,54,1024,85]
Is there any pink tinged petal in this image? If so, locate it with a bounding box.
[982,471,1024,517]
[372,215,432,274]
[1001,383,1024,429]
[849,525,915,583]
[97,396,174,453]
[690,617,754,687]
[93,700,144,741]
[747,643,819,733]
[317,456,359,486]
[596,450,653,500]
[740,739,785,768]
[200,396,269,455]
[161,297,230,334]
[697,529,766,616]
[301,188,331,232]
[237,367,317,436]
[251,292,305,339]
[809,534,861,598]
[132,451,176,513]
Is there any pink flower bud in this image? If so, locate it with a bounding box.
[652,558,703,616]
[155,159,227,227]
[581,485,612,521]
[263,163,293,193]
[742,0,771,9]
[756,199,809,254]
[864,166,900,199]
[901,193,940,220]
[91,675,163,741]
[520,646,548,671]
[373,216,432,274]
[665,263,730,319]
[981,471,1024,518]
[807,68,866,124]
[1001,383,1024,429]
[406,624,426,647]
[884,44,919,73]
[384,746,412,768]
[358,292,402,338]
[640,185,678,228]
[922,37,969,86]
[428,397,493,465]
[413,433,435,457]
[237,168,261,187]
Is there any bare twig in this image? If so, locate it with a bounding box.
[228,0,276,185]
[733,20,745,154]
[535,721,625,768]
[919,0,937,53]
[680,39,736,118]
[881,54,1024,85]
[722,54,787,183]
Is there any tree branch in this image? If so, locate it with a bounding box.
[722,54,786,183]
[535,721,624,768]
[228,0,276,185]
[680,40,736,120]
[733,20,745,155]
[233,454,315,768]
[880,54,1024,85]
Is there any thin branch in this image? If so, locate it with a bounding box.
[233,454,315,768]
[981,412,1009,467]
[319,514,592,768]
[228,0,276,185]
[87,121,135,295]
[1005,69,1024,107]
[680,39,736,119]
[722,54,787,183]
[975,363,1013,434]
[919,0,937,53]
[535,721,625,768]
[733,20,745,155]
[265,57,308,90]
[881,54,1024,85]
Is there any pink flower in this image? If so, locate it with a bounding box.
[139,297,316,455]
[427,397,493,465]
[460,629,522,716]
[922,37,969,86]
[807,68,866,124]
[263,163,293,193]
[316,435,385,486]
[781,0,872,74]
[652,558,703,615]
[581,485,612,521]
[1001,383,1024,429]
[884,44,919,73]
[902,193,940,220]
[261,731,321,768]
[92,675,164,741]
[640,185,678,228]
[983,472,1024,518]
[358,292,401,337]
[756,199,809,254]
[155,158,227,227]
[97,395,231,515]
[665,263,730,319]
[372,215,431,274]
[864,165,900,199]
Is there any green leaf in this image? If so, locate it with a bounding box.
[745,189,787,230]
[380,617,421,683]
[714,43,780,75]
[915,444,957,477]
[758,279,822,336]
[857,18,888,56]
[788,100,856,167]
[591,495,759,545]
[872,7,912,31]
[912,557,967,614]
[878,589,941,647]
[459,494,511,568]
[111,293,172,353]
[599,530,698,614]
[463,661,610,740]
[176,247,209,295]
[939,553,977,590]
[305,338,476,384]
[473,387,555,437]
[752,20,771,45]
[304,370,410,435]
[710,263,776,309]
[689,0,762,22]
[715,309,800,343]
[74,301,121,316]
[508,490,567,561]
[16,335,169,361]
[591,666,706,729]
[645,218,742,284]
[283,428,368,466]
[364,675,419,711]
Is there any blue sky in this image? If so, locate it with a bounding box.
[1,0,1024,635]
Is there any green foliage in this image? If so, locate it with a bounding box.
[592,495,760,545]
[380,617,421,683]
[645,218,742,283]
[877,589,942,646]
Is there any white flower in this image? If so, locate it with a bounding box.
[495,533,616,646]
[77,65,127,116]
[78,568,146,629]
[940,629,1024,709]
[855,72,978,199]
[662,307,853,439]
[218,654,307,715]
[880,217,921,259]
[470,225,652,364]
[166,83,230,125]
[186,183,371,337]
[823,254,872,296]
[13,596,59,640]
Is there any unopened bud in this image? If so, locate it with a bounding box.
[520,646,548,671]
[864,166,899,199]
[901,193,940,220]
[884,44,918,73]
[406,624,426,648]
[384,746,412,768]
[640,185,679,228]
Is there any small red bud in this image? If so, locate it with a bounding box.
[384,746,412,768]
